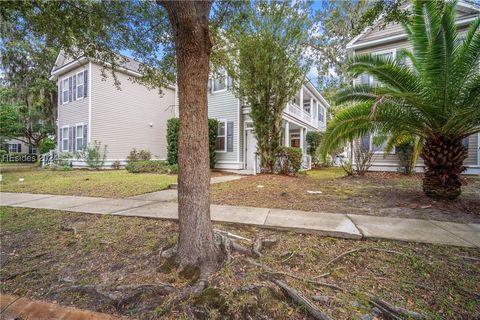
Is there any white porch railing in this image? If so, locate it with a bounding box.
[285,103,318,128]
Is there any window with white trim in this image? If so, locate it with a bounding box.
[76,72,84,99]
[62,78,69,104]
[8,143,19,153]
[216,121,226,151]
[76,124,84,150]
[62,126,69,151]
[318,105,325,123]
[212,70,227,92]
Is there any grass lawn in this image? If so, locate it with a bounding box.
[0,207,478,319]
[0,166,176,198]
[211,167,480,223]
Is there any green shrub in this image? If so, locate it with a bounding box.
[125,160,169,173]
[275,147,302,175]
[127,148,151,162]
[76,141,107,169]
[168,163,178,174]
[39,138,55,154]
[306,131,322,166]
[166,118,219,169]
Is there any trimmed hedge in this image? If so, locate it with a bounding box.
[275,147,302,175]
[167,118,219,169]
[125,160,169,174]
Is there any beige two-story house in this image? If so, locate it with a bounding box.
[346,0,480,174]
[49,52,175,167]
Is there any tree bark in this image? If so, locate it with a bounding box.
[421,134,468,200]
[158,1,219,272]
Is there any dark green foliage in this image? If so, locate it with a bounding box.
[125,160,169,174]
[396,142,415,175]
[306,131,323,166]
[220,1,311,173]
[127,148,152,162]
[208,119,219,170]
[166,118,180,165]
[275,147,302,175]
[167,118,218,169]
[39,138,55,154]
[168,164,179,174]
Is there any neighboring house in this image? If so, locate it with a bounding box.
[51,52,329,171]
[49,52,176,167]
[346,0,480,175]
[4,138,37,154]
[200,70,329,171]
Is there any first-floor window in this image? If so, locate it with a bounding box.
[216,121,226,151]
[8,143,20,153]
[215,120,234,152]
[28,145,37,154]
[76,124,84,150]
[62,126,69,151]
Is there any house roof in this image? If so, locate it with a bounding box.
[346,0,480,50]
[50,50,144,79]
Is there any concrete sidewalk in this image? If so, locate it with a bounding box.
[1,192,479,248]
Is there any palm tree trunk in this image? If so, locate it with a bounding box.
[421,134,468,200]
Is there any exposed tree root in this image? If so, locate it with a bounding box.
[213,229,253,242]
[252,238,277,257]
[270,278,333,320]
[369,296,425,320]
[321,247,408,271]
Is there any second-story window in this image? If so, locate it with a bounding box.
[318,106,325,123]
[76,72,85,99]
[62,78,69,104]
[213,70,227,92]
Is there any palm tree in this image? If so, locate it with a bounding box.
[320,0,479,200]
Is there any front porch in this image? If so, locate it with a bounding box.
[243,119,312,174]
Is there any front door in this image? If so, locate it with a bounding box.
[245,130,257,170]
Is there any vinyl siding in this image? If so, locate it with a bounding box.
[208,89,240,164]
[57,64,90,146]
[90,63,175,160]
[355,7,478,47]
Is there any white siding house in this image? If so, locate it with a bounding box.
[51,52,329,171]
[346,0,480,175]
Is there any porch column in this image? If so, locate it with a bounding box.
[284,121,290,147]
[300,128,305,153]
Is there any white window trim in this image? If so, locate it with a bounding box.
[62,77,69,104]
[75,123,84,151]
[62,125,69,152]
[212,70,228,93]
[216,119,227,152]
[76,71,85,100]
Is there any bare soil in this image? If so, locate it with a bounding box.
[1,207,479,319]
[210,168,480,223]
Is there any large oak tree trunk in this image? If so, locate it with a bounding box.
[159,1,219,272]
[421,134,468,200]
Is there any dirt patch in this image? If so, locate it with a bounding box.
[1,207,479,319]
[210,168,480,223]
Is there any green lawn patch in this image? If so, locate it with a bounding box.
[0,168,176,198]
[1,207,478,319]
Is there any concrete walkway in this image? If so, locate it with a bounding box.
[1,192,479,248]
[128,175,243,201]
